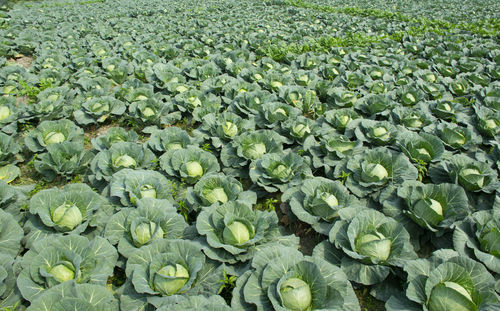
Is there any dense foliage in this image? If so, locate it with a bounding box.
[0,0,498,309]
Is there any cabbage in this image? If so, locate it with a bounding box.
[222,121,238,137]
[205,187,228,204]
[134,222,164,246]
[185,161,203,178]
[114,154,137,168]
[51,202,83,231]
[49,261,76,283]
[280,278,312,311]
[427,282,476,311]
[153,264,189,295]
[140,185,157,199]
[44,131,66,145]
[244,142,266,159]
[0,106,10,121]
[356,232,392,262]
[223,221,253,245]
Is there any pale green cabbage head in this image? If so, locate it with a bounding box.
[51,202,83,231]
[280,278,312,311]
[49,261,76,283]
[223,221,253,245]
[153,264,189,296]
[44,131,66,145]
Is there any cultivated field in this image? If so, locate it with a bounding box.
[0,0,499,310]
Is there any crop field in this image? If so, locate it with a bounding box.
[0,0,499,310]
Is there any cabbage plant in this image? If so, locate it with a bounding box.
[0,164,20,184]
[91,127,139,152]
[23,183,113,247]
[25,281,119,311]
[128,97,181,128]
[0,96,20,134]
[89,142,156,189]
[186,173,256,211]
[280,115,318,143]
[232,244,360,311]
[339,147,418,199]
[73,96,127,125]
[193,111,255,148]
[474,105,499,140]
[17,235,117,303]
[317,107,359,133]
[282,177,359,235]
[327,87,358,108]
[145,63,186,90]
[34,142,93,181]
[109,169,174,206]
[386,250,500,311]
[254,101,302,129]
[105,198,188,258]
[147,127,197,154]
[391,105,435,131]
[314,207,417,285]
[25,119,84,153]
[429,154,499,193]
[28,86,74,121]
[435,122,482,151]
[160,146,220,184]
[228,90,277,115]
[174,89,220,114]
[304,134,363,176]
[382,180,470,235]
[249,151,312,192]
[120,239,224,311]
[453,209,500,274]
[346,119,399,146]
[220,129,287,174]
[397,131,445,165]
[278,85,322,115]
[102,56,133,84]
[355,94,395,118]
[195,201,298,270]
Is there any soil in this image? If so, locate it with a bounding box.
[9,54,33,69]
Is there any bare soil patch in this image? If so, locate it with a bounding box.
[8,54,33,69]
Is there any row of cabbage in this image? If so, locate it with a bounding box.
[0,0,499,310]
[304,0,500,24]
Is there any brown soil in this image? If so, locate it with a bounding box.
[8,55,33,69]
[16,95,29,105]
